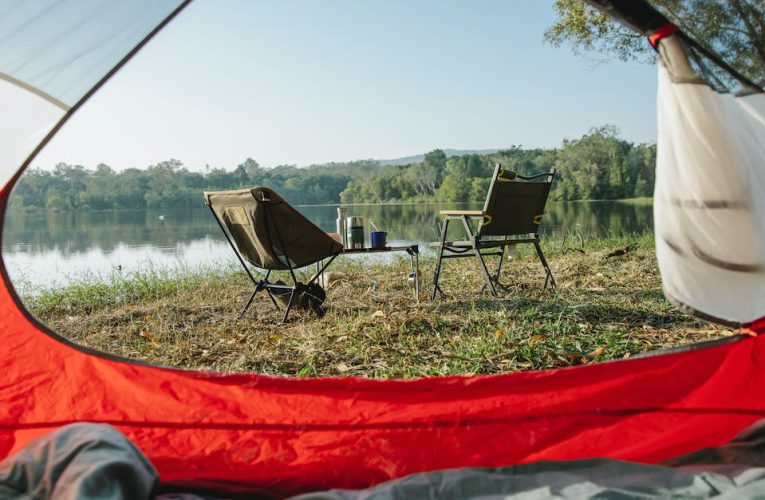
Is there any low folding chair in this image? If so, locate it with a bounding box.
[204,187,343,322]
[431,164,556,299]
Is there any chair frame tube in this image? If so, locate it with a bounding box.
[431,167,557,299]
[206,192,339,322]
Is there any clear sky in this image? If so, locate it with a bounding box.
[34,0,658,171]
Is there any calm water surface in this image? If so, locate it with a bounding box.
[2,201,652,290]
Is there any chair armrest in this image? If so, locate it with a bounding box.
[439,210,484,217]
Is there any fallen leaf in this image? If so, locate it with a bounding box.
[566,352,583,364]
[604,245,632,259]
[138,330,158,346]
[588,346,607,359]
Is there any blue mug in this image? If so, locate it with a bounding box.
[370,231,387,249]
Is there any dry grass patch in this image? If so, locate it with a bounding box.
[27,235,732,378]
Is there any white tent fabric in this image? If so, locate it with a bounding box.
[0,0,185,190]
[0,80,63,188]
[654,38,765,325]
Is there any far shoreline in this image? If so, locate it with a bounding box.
[6,197,655,214]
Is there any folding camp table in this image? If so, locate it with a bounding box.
[316,244,420,302]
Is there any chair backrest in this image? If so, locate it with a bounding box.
[477,163,555,238]
[204,187,343,270]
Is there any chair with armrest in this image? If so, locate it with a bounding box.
[204,187,343,322]
[431,164,556,299]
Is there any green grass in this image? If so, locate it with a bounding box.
[24,233,731,378]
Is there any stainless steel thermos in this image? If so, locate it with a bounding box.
[347,216,364,249]
[336,207,347,247]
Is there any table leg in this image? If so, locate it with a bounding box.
[415,252,420,302]
[411,251,420,303]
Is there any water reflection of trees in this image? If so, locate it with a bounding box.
[543,201,653,239]
[3,202,653,258]
[3,210,217,256]
[299,202,654,242]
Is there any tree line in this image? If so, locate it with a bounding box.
[10,126,655,211]
[339,126,655,203]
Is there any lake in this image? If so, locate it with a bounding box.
[2,201,653,291]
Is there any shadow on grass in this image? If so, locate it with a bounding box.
[432,293,699,330]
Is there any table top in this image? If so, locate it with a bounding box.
[342,244,418,255]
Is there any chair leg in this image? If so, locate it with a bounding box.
[431,219,449,300]
[312,303,326,318]
[239,288,259,318]
[474,248,498,297]
[493,246,505,286]
[533,241,556,292]
[282,290,297,323]
[265,288,280,311]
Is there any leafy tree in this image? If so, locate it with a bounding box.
[114,168,148,209]
[239,158,263,183]
[545,0,765,84]
[80,164,117,210]
[554,126,626,199]
[44,187,66,211]
[51,163,89,210]
[634,174,651,197]
[436,175,468,203]
[416,149,447,196]
[470,177,491,201]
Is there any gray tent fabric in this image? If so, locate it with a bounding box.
[664,419,765,475]
[291,420,765,500]
[0,423,158,500]
[291,460,764,499]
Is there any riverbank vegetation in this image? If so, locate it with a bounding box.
[12,126,654,211]
[25,234,729,378]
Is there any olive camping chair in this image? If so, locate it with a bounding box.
[204,187,343,322]
[431,164,556,299]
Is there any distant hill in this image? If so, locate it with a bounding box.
[375,148,503,166]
